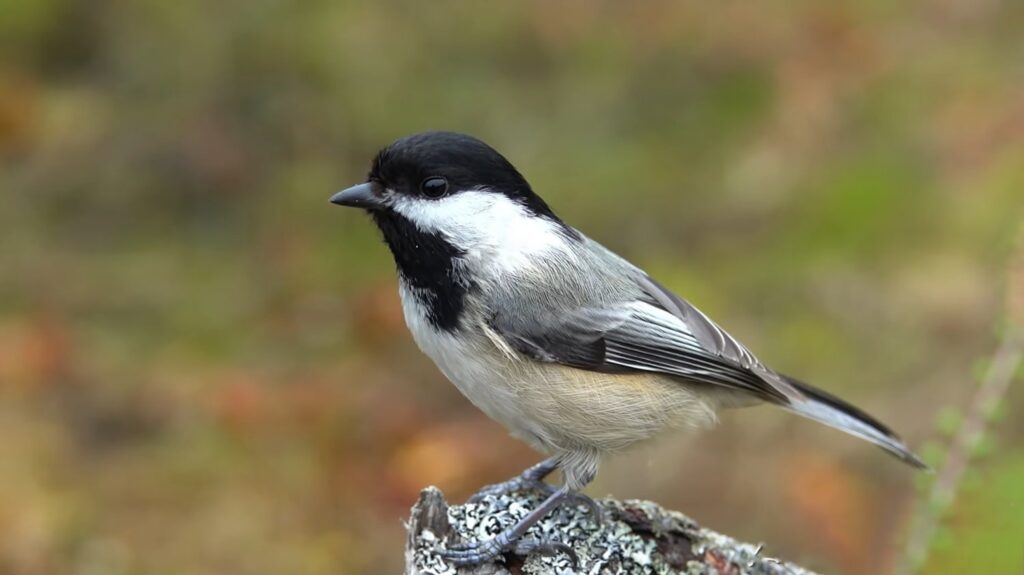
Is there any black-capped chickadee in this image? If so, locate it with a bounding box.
[330,131,925,565]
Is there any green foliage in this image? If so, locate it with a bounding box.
[933,407,963,438]
[920,453,1024,575]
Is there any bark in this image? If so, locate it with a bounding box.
[405,486,818,575]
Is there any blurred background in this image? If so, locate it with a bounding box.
[1,1,1022,574]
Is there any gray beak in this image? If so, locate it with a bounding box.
[329,182,384,210]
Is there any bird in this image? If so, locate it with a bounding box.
[329,131,925,566]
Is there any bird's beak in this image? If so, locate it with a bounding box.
[329,182,384,210]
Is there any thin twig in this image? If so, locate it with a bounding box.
[897,223,1024,574]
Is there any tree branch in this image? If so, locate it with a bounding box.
[405,486,818,575]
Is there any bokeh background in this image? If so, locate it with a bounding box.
[2,1,1023,574]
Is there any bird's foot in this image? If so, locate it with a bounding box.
[443,535,577,567]
[442,534,507,566]
[468,476,553,503]
[468,457,560,503]
[514,537,578,567]
[445,484,578,567]
[469,479,604,527]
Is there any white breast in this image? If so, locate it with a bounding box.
[398,282,553,449]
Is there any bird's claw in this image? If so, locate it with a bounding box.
[468,457,561,503]
[442,536,506,565]
[443,536,577,568]
[514,537,579,567]
[468,477,555,503]
[469,484,604,529]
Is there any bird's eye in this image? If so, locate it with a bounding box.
[420,177,449,198]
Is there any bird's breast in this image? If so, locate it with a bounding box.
[398,281,546,445]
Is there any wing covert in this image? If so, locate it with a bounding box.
[489,285,799,403]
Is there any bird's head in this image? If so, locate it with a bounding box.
[331,132,576,257]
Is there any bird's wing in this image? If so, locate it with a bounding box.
[490,274,802,404]
[635,275,802,400]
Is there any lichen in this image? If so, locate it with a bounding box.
[408,487,817,575]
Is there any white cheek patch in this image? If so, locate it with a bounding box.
[390,189,498,234]
[391,189,571,273]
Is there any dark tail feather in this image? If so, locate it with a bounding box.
[781,375,929,470]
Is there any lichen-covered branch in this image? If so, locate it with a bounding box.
[405,486,817,575]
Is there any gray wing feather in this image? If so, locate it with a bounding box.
[636,275,802,401]
[637,275,760,372]
[490,274,800,403]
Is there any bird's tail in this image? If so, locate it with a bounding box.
[781,375,929,470]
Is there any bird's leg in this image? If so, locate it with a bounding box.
[443,485,576,566]
[469,455,604,527]
[467,456,560,502]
